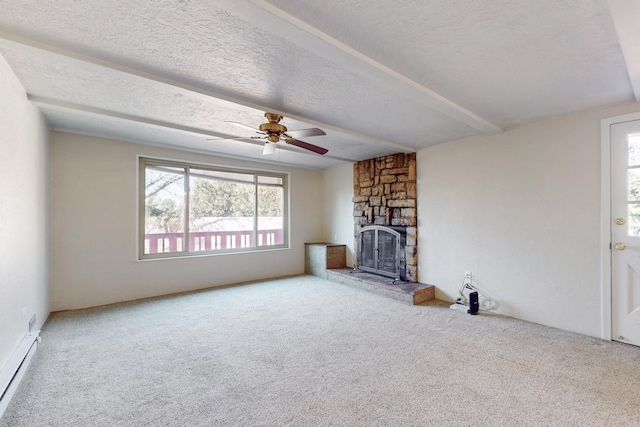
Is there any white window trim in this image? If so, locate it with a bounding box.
[138,156,289,260]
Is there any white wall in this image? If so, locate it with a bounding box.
[323,163,356,266]
[50,133,324,310]
[418,100,640,338]
[0,57,49,371]
[320,101,640,338]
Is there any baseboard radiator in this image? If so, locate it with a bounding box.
[0,331,40,418]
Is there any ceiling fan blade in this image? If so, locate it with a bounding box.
[285,128,326,138]
[263,142,277,155]
[225,121,264,133]
[285,138,328,155]
[206,136,266,141]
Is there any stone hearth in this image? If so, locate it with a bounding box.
[327,268,434,305]
[305,243,434,306]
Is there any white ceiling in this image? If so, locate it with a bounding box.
[0,0,638,169]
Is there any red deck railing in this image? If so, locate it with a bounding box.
[144,229,283,253]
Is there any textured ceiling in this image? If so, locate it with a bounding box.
[0,0,638,169]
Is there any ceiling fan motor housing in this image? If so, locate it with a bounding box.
[259,122,287,133]
[265,132,281,142]
[260,113,287,142]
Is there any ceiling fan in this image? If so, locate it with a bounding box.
[213,113,328,155]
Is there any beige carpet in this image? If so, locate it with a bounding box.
[2,275,640,426]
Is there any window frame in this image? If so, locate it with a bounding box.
[138,156,289,260]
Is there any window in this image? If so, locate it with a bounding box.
[628,133,640,235]
[140,157,287,259]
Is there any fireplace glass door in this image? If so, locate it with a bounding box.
[377,231,398,275]
[356,225,404,280]
[360,229,376,269]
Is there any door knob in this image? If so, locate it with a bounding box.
[615,242,627,250]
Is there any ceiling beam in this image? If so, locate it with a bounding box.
[608,0,640,102]
[220,0,502,135]
[0,29,416,154]
[29,96,359,163]
[28,96,240,139]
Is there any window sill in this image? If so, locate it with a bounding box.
[135,245,290,262]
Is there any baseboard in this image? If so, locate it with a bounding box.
[0,331,40,418]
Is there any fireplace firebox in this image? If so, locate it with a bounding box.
[355,225,406,281]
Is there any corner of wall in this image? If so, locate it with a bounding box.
[322,163,356,267]
[0,55,50,371]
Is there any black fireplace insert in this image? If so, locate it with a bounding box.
[355,225,406,281]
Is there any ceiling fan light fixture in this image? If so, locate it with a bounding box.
[263,141,277,155]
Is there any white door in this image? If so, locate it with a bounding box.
[611,120,640,346]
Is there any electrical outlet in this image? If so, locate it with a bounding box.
[465,270,472,280]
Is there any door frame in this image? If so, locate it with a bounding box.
[601,111,640,341]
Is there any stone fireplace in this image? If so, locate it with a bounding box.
[353,153,417,282]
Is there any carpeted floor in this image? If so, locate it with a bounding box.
[2,275,640,426]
